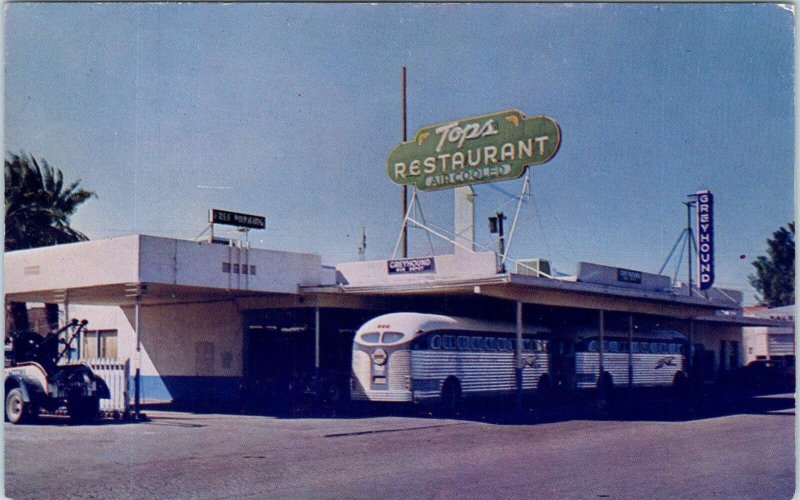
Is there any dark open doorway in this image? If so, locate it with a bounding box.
[242,308,376,415]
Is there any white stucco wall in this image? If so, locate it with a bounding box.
[5,236,140,294]
[742,327,770,363]
[67,302,243,378]
[336,251,498,286]
[125,301,243,377]
[5,234,324,298]
[139,236,321,292]
[693,323,744,370]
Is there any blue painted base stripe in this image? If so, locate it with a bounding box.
[130,376,241,404]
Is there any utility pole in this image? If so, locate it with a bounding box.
[401,66,408,258]
[488,212,506,273]
[358,227,367,261]
[686,201,692,296]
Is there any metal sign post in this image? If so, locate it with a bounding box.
[685,200,694,297]
[516,301,523,412]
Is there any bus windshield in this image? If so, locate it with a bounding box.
[359,332,406,344]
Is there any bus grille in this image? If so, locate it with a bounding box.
[350,349,412,402]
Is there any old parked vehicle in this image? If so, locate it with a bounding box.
[5,319,110,424]
[734,358,795,393]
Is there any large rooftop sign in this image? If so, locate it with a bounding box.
[693,190,714,290]
[387,109,560,191]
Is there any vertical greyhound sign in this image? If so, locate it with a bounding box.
[694,190,714,290]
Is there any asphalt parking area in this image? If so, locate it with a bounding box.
[5,394,794,499]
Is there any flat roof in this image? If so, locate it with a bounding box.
[6,236,778,326]
[4,234,322,306]
[303,271,746,320]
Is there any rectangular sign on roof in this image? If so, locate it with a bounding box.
[209,209,266,229]
[387,257,436,275]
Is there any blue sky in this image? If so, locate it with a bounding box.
[4,3,794,302]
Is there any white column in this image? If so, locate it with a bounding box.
[628,314,634,390]
[134,298,141,418]
[314,307,321,370]
[598,310,605,375]
[516,301,523,410]
[454,186,475,256]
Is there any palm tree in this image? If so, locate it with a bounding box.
[5,152,96,332]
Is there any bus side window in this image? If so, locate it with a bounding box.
[609,341,619,353]
[588,340,598,352]
[649,343,659,354]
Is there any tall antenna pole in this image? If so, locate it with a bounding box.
[358,226,367,261]
[687,201,692,296]
[401,66,408,258]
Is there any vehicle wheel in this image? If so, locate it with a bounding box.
[673,371,689,398]
[439,377,462,416]
[68,397,99,423]
[536,374,554,403]
[6,387,32,425]
[326,382,342,404]
[596,372,615,414]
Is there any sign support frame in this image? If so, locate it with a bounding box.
[391,173,552,278]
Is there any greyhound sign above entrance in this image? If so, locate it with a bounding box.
[387,109,561,191]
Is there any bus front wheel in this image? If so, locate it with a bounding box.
[439,377,462,416]
[596,372,615,414]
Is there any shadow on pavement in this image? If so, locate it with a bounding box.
[12,387,792,427]
[133,387,795,427]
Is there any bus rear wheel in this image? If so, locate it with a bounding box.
[534,375,556,419]
[439,377,462,416]
[673,371,689,398]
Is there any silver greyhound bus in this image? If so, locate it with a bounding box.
[350,312,550,407]
[549,328,688,393]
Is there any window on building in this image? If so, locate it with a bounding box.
[82,330,118,360]
[728,340,740,370]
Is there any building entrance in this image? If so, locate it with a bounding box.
[242,308,375,414]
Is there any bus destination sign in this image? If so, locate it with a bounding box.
[209,209,266,230]
[387,109,560,191]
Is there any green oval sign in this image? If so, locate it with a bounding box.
[387,109,560,191]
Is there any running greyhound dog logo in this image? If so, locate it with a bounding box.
[655,356,676,369]
[521,355,539,369]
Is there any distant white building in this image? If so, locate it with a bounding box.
[742,305,795,363]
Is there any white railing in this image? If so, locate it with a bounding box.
[86,358,129,413]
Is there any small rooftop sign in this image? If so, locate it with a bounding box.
[209,209,265,230]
